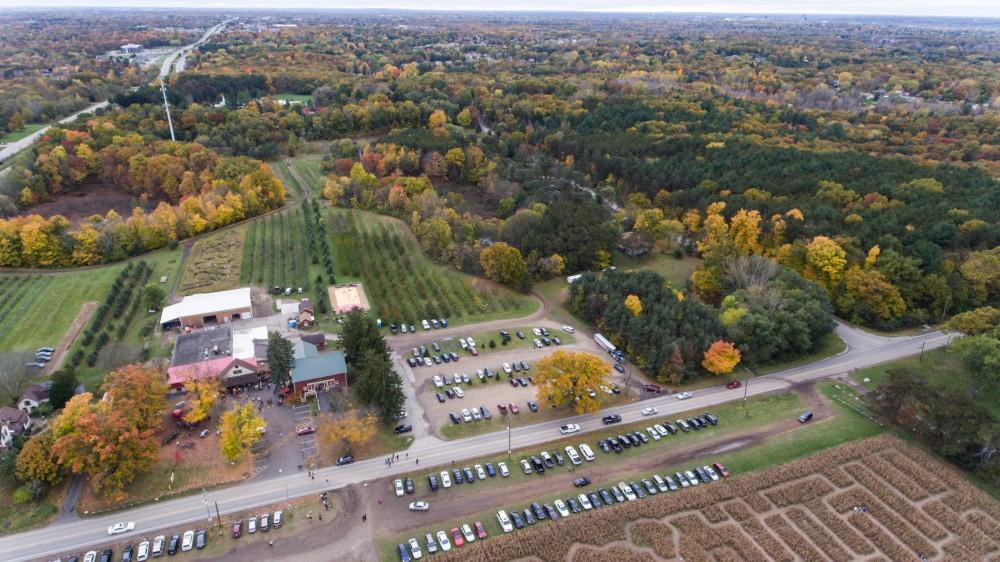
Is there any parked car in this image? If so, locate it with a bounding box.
[248,516,257,534]
[497,510,514,533]
[436,530,451,551]
[195,530,206,550]
[643,383,662,394]
[440,471,452,488]
[424,533,438,555]
[509,402,519,414]
[336,455,354,466]
[181,531,195,552]
[409,501,430,512]
[527,400,538,412]
[394,424,413,434]
[231,520,242,539]
[565,445,582,465]
[498,461,510,477]
[167,535,180,556]
[579,443,595,461]
[577,493,593,510]
[461,523,476,543]
[713,462,731,477]
[151,536,165,557]
[799,411,814,423]
[474,464,487,480]
[450,528,464,547]
[573,476,591,487]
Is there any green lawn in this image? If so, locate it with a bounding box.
[753,332,847,374]
[852,345,1000,418]
[0,123,47,144]
[273,93,313,104]
[612,250,700,287]
[376,385,871,560]
[0,479,63,536]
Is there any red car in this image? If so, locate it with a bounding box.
[474,521,487,539]
[231,520,242,539]
[451,527,464,547]
[509,378,519,388]
[725,381,742,390]
[643,383,662,394]
[497,403,507,414]
[713,462,731,478]
[296,424,316,436]
[508,402,520,414]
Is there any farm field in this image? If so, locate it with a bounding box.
[270,152,324,199]
[177,226,246,295]
[328,208,538,329]
[411,433,999,562]
[0,249,181,354]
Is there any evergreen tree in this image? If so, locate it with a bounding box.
[267,331,294,387]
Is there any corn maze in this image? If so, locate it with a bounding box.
[438,436,1000,562]
[328,209,525,323]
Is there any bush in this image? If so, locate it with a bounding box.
[11,486,33,505]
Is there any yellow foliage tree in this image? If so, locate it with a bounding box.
[702,340,741,375]
[220,402,267,462]
[534,351,610,414]
[805,236,847,291]
[729,209,763,255]
[320,409,378,455]
[182,378,219,424]
[864,245,881,268]
[624,294,642,317]
[428,109,447,129]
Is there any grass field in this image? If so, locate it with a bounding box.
[0,249,181,354]
[328,208,538,329]
[178,227,246,295]
[269,154,324,199]
[376,382,886,560]
[753,332,847,374]
[273,93,314,104]
[612,250,700,287]
[0,123,47,144]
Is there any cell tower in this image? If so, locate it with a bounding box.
[160,79,176,142]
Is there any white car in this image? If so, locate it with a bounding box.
[394,479,405,497]
[424,357,433,367]
[83,552,98,562]
[647,427,661,441]
[461,523,476,543]
[440,471,452,488]
[461,408,472,422]
[652,474,669,493]
[409,537,423,559]
[554,499,570,517]
[409,501,430,512]
[579,443,595,461]
[559,423,580,435]
[532,328,542,336]
[460,339,468,350]
[436,530,452,551]
[497,461,510,477]
[465,337,476,347]
[619,481,638,501]
[641,407,658,416]
[471,408,482,420]
[108,521,135,535]
[704,465,721,481]
[565,445,582,465]
[422,319,431,330]
[152,535,165,557]
[502,363,512,374]
[137,540,150,561]
[562,325,575,334]
[578,493,593,510]
[675,392,693,400]
[475,464,487,480]
[685,470,700,486]
[600,385,613,394]
[496,510,514,533]
[433,375,444,388]
[454,386,465,398]
[654,424,669,437]
[181,530,195,552]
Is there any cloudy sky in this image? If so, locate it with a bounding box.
[3,0,999,18]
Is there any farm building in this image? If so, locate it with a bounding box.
[166,357,260,389]
[289,341,347,398]
[171,326,232,367]
[159,287,253,330]
[328,283,370,314]
[18,383,51,414]
[297,300,315,328]
[0,407,31,449]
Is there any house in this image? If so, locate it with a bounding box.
[618,231,651,258]
[166,357,260,390]
[297,300,315,328]
[18,383,51,414]
[0,407,31,449]
[160,287,253,330]
[289,342,347,398]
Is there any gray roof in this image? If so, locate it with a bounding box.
[291,351,347,385]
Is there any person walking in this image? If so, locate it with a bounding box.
[416,458,419,465]
[362,513,367,522]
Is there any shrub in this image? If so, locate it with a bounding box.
[11,486,33,505]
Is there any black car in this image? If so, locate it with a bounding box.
[463,467,475,482]
[601,414,622,425]
[445,388,454,399]
[407,357,417,367]
[449,411,460,424]
[394,424,413,434]
[703,412,719,425]
[432,342,441,353]
[515,331,525,339]
[390,323,398,334]
[404,478,414,493]
[527,400,538,412]
[634,431,650,444]
[599,488,614,505]
[588,491,603,508]
[99,549,113,562]
[336,455,354,466]
[598,439,611,453]
[122,546,134,562]
[618,434,632,448]
[566,497,581,513]
[544,503,559,520]
[484,462,497,477]
[442,353,451,363]
[664,423,679,435]
[613,363,625,373]
[642,479,658,495]
[436,393,446,403]
[512,362,521,373]
[168,535,180,555]
[530,456,546,474]
[449,352,459,362]
[610,485,626,503]
[573,476,591,487]
[553,451,565,466]
[631,481,647,499]
[195,530,207,550]
[522,508,536,525]
[608,437,623,453]
[695,467,711,483]
[453,468,464,484]
[509,510,525,529]
[531,502,547,520]
[428,474,439,491]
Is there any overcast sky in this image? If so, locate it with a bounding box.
[4,0,1000,18]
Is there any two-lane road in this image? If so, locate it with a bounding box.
[0,329,950,561]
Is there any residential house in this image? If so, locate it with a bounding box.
[18,383,51,414]
[0,407,31,449]
[298,300,315,328]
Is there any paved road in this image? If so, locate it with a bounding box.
[158,21,228,80]
[0,327,950,562]
[0,101,110,167]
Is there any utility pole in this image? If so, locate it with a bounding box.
[160,79,176,142]
[742,366,753,418]
[215,501,222,528]
[919,337,927,361]
[506,411,511,459]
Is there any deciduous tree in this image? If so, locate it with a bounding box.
[534,351,610,414]
[702,340,741,375]
[220,402,267,462]
[480,242,527,288]
[319,408,377,455]
[182,378,219,424]
[16,434,61,485]
[624,294,642,317]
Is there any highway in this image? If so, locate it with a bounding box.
[0,327,950,562]
[0,102,109,167]
[158,21,228,80]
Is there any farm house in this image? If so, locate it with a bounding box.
[160,287,253,330]
[289,341,347,398]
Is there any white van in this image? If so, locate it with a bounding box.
[579,443,595,461]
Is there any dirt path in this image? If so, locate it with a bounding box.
[371,383,834,534]
[48,301,96,372]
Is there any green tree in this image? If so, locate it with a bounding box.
[267,331,294,388]
[141,283,166,311]
[338,309,387,365]
[48,369,78,410]
[480,242,527,288]
[353,348,405,421]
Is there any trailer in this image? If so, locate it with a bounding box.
[566,274,583,284]
[593,333,616,354]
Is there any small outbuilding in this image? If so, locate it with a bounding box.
[297,299,315,328]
